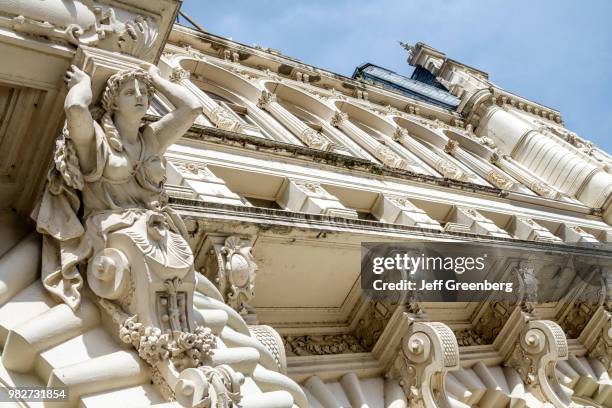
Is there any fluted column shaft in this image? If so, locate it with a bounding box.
[257,91,332,151]
[443,140,522,191]
[479,105,612,212]
[170,67,244,133]
[491,153,564,200]
[330,112,409,169]
[393,128,467,180]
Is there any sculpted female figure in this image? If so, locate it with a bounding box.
[34,63,201,311]
[32,63,306,407]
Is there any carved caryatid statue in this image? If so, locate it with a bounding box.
[32,64,253,405]
[34,63,201,311]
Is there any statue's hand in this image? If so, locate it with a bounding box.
[64,65,90,89]
[140,62,162,80]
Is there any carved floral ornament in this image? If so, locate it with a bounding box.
[0,1,159,59]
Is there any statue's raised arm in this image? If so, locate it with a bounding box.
[140,62,202,154]
[64,65,96,174]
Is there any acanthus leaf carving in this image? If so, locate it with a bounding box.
[433,158,469,182]
[330,111,348,128]
[485,169,516,190]
[443,139,459,154]
[169,67,191,83]
[283,333,365,356]
[503,320,570,406]
[256,90,277,109]
[375,145,409,169]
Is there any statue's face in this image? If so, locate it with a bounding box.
[115,78,149,119]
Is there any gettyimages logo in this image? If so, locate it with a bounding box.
[361,241,611,303]
[372,252,487,275]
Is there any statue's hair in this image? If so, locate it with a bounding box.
[100,69,155,151]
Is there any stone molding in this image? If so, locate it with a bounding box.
[0,0,168,60]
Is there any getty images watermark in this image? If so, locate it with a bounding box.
[361,241,612,303]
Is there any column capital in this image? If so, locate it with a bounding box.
[330,111,349,128]
[256,90,277,109]
[169,66,191,83]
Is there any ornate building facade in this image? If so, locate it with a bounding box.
[0,1,610,407]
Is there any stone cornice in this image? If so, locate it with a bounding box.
[170,197,612,257]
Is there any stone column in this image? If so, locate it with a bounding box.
[169,67,244,133]
[478,104,612,214]
[490,153,565,200]
[393,128,468,180]
[330,112,410,170]
[443,140,520,190]
[256,91,333,151]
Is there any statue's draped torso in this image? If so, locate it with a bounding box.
[83,121,167,216]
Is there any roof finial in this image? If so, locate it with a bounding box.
[398,41,415,59]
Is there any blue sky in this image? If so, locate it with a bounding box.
[181,0,612,152]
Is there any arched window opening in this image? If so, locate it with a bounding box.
[193,78,274,140]
[276,98,366,157]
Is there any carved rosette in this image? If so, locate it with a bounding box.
[210,105,244,133]
[293,180,332,198]
[388,322,459,407]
